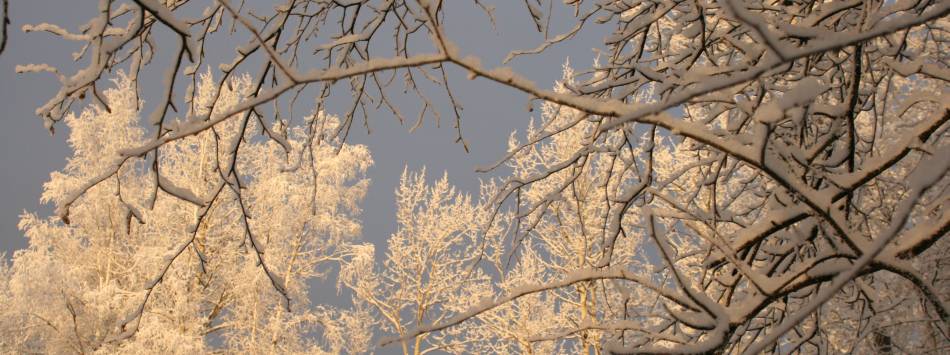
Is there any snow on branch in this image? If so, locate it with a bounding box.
[7,0,950,353]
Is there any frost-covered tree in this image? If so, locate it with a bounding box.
[391,46,950,352]
[8,0,950,353]
[340,168,499,354]
[1,73,373,354]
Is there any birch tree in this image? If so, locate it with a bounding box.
[341,168,499,354]
[390,4,950,353]
[501,58,950,353]
[1,73,373,354]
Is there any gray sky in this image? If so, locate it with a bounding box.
[0,1,608,352]
[0,1,85,253]
[1,0,606,259]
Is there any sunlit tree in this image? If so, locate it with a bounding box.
[6,0,949,353]
[341,168,500,354]
[1,73,373,354]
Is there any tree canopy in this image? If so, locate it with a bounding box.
[2,0,948,353]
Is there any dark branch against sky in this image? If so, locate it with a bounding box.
[0,0,602,264]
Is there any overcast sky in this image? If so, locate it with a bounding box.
[0,2,621,352]
[0,7,602,349]
[1,1,610,262]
